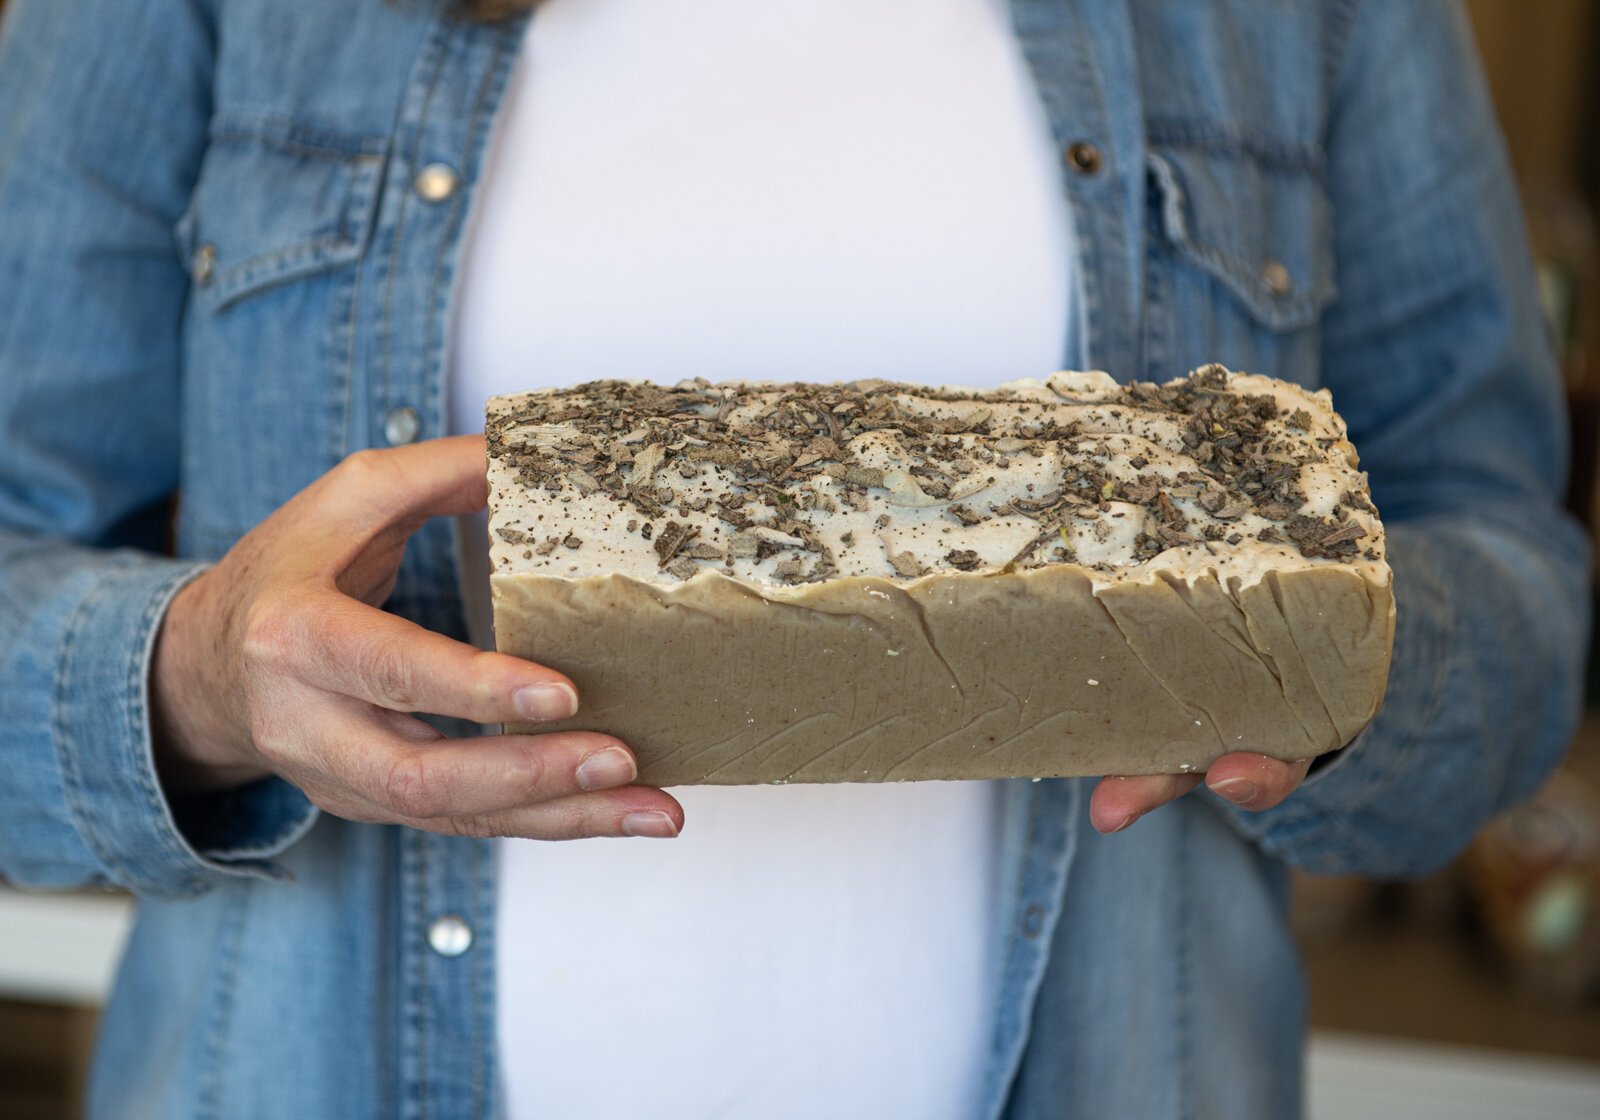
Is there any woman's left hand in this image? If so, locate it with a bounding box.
[1089,754,1313,833]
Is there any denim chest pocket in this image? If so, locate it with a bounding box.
[173,118,390,552]
[175,118,387,312]
[1143,138,1336,382]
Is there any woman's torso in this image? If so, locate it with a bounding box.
[97,1,1336,1116]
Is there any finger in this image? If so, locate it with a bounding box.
[292,594,579,724]
[257,442,489,588]
[423,787,687,841]
[302,709,646,821]
[1204,753,1312,812]
[299,435,486,544]
[1089,773,1202,834]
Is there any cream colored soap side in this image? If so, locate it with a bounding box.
[490,564,1390,785]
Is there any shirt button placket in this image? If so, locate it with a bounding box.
[385,165,454,452]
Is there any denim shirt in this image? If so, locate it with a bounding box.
[0,1,1588,1117]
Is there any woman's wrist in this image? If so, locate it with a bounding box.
[149,574,269,794]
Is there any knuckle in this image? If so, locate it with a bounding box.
[508,741,556,800]
[248,717,288,763]
[365,638,418,710]
[441,814,499,840]
[336,447,390,485]
[382,752,446,819]
[332,449,405,521]
[238,600,298,671]
[463,652,504,716]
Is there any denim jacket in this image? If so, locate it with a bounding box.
[0,1,1588,1117]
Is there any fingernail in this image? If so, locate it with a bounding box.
[1209,778,1259,807]
[576,747,635,792]
[514,682,577,721]
[1107,812,1140,834]
[621,811,679,839]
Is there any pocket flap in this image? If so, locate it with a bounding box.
[1147,146,1335,331]
[175,119,386,312]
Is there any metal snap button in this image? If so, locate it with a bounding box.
[192,243,217,285]
[1065,142,1103,176]
[1262,259,1293,297]
[414,162,460,203]
[384,406,421,446]
[427,914,473,958]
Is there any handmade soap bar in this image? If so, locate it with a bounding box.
[487,365,1394,785]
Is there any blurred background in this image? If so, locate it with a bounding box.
[3,1,1600,1117]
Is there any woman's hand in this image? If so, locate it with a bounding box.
[150,435,683,840]
[1089,754,1312,833]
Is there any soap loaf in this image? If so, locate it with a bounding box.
[486,365,1394,785]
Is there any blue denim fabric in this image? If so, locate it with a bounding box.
[0,1,1588,1117]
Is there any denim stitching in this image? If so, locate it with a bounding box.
[1140,163,1173,379]
[209,116,390,159]
[979,787,1043,1120]
[379,24,456,443]
[52,567,213,895]
[126,566,220,886]
[1321,0,1364,126]
[205,235,356,311]
[329,213,367,468]
[336,132,400,463]
[422,832,434,1120]
[421,17,526,479]
[199,153,384,313]
[481,839,503,1118]
[1159,226,1328,329]
[1145,117,1322,174]
[983,783,1042,1120]
[469,839,486,1119]
[196,883,251,1120]
[50,582,120,883]
[1175,805,1195,1120]
[1145,142,1335,329]
[315,135,391,468]
[1062,11,1114,373]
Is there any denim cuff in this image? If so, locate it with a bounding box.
[51,558,318,898]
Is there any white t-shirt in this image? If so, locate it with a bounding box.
[447,1,1076,1116]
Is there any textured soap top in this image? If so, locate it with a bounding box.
[485,365,1385,590]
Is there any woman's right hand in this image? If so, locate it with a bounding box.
[150,435,683,840]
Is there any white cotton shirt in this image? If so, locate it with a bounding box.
[446,1,1077,1117]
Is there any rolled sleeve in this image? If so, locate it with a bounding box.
[0,0,328,897]
[1205,0,1591,876]
[43,558,317,897]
